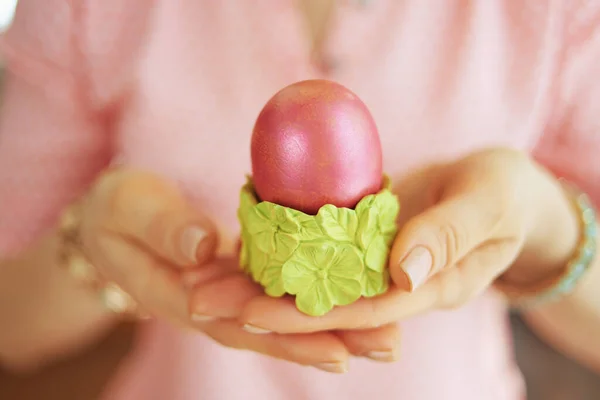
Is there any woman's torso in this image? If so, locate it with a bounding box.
[97,1,562,398]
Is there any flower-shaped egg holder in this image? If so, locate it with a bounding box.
[237,177,400,316]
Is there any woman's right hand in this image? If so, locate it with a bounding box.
[79,169,354,371]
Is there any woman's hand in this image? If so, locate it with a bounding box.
[78,168,220,323]
[190,148,579,338]
[80,169,382,372]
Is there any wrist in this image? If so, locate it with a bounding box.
[0,233,119,372]
[503,167,580,287]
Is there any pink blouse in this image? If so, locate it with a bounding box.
[1,1,599,399]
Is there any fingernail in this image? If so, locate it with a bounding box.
[243,324,271,334]
[314,362,348,374]
[364,350,395,362]
[400,246,433,291]
[181,226,207,264]
[191,313,217,322]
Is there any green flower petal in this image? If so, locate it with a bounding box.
[238,183,257,225]
[262,263,286,297]
[290,242,336,271]
[295,281,334,317]
[316,204,358,242]
[274,232,299,260]
[247,208,276,253]
[281,257,318,295]
[239,235,250,271]
[373,191,400,234]
[361,268,389,297]
[252,230,275,253]
[265,281,286,297]
[273,206,301,234]
[248,245,269,282]
[355,180,400,240]
[355,194,376,216]
[356,207,378,250]
[383,230,396,247]
[246,203,273,234]
[326,276,362,306]
[328,244,363,279]
[260,253,287,297]
[365,235,388,272]
[289,209,324,240]
[238,183,260,272]
[247,203,301,255]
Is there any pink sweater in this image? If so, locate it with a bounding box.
[1,1,599,399]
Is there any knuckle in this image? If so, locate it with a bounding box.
[407,211,466,268]
[96,170,181,227]
[436,221,464,266]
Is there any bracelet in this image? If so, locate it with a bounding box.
[497,180,598,308]
[57,203,142,317]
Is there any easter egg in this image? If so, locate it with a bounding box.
[251,79,383,215]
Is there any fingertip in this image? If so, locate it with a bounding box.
[282,333,349,368]
[240,296,304,333]
[389,242,434,292]
[337,324,401,362]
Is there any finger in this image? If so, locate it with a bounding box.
[241,238,522,333]
[201,319,349,372]
[388,188,509,292]
[181,257,242,290]
[435,238,522,308]
[189,272,264,321]
[89,234,193,327]
[336,324,401,362]
[87,169,218,267]
[240,287,436,333]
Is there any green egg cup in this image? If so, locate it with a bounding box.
[237,176,400,317]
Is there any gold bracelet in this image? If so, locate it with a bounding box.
[496,180,597,308]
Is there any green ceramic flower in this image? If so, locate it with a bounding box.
[237,176,400,316]
[282,243,363,316]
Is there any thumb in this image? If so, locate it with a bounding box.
[388,191,502,291]
[87,169,219,267]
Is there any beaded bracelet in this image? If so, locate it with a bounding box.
[497,181,598,308]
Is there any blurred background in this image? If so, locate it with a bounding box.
[0,1,599,399]
[0,0,16,33]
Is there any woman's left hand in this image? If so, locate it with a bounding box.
[190,148,578,347]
